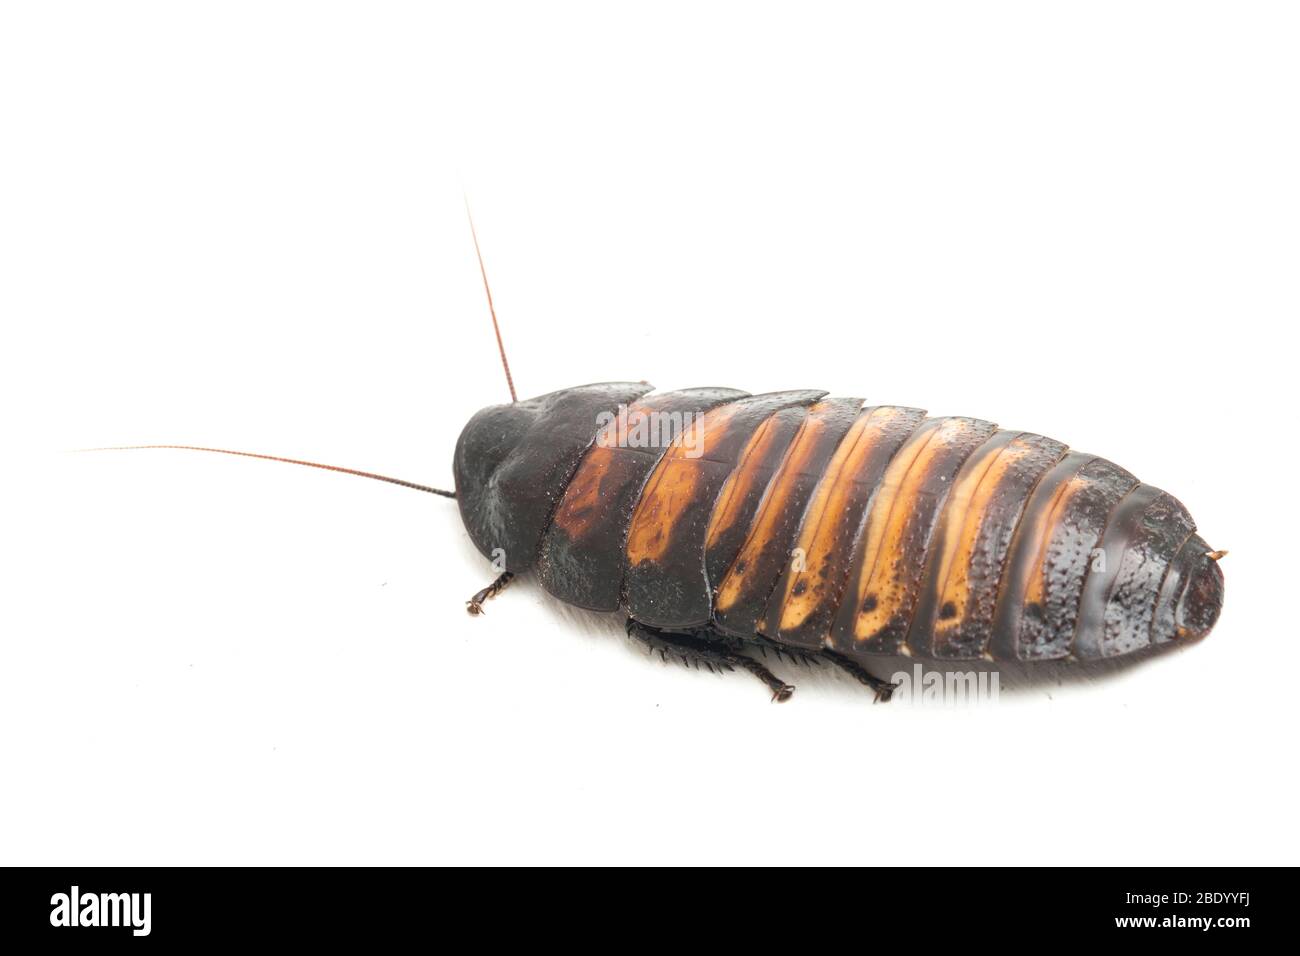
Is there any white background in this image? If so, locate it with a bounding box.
[2,2,1296,865]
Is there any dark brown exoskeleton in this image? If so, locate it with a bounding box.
[452,382,1225,701]
[94,211,1225,702]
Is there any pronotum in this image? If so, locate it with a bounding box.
[93,212,1226,702]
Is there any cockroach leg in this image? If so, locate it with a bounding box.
[744,633,820,667]
[821,649,898,703]
[466,571,515,616]
[625,620,795,702]
[731,655,797,703]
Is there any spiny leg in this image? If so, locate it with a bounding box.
[626,620,795,702]
[466,571,514,615]
[746,633,822,668]
[821,649,898,703]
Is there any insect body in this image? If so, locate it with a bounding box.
[454,383,1224,699]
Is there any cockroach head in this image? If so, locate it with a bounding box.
[453,382,653,572]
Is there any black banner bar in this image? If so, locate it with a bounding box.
[0,866,1276,945]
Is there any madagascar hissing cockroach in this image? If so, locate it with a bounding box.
[91,211,1226,703]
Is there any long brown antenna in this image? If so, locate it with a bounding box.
[464,197,518,402]
[75,445,456,498]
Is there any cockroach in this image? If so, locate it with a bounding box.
[90,209,1226,703]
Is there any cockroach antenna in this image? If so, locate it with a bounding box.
[74,445,457,499]
[464,196,517,403]
[76,200,532,501]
